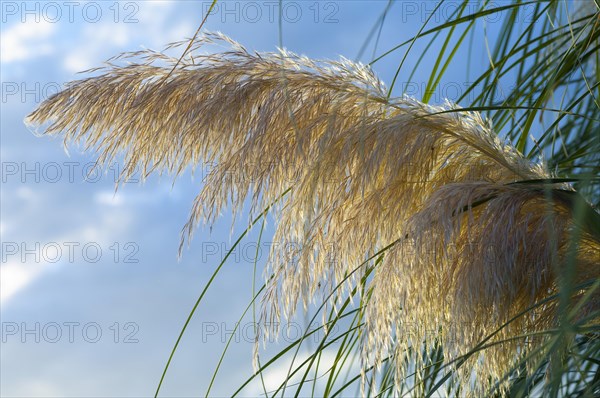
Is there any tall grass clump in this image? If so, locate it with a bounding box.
[26,1,599,396]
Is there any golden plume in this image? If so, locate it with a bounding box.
[26,32,599,396]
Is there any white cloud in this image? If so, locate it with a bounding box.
[61,1,195,74]
[243,349,344,396]
[15,186,36,202]
[63,22,131,73]
[0,221,8,235]
[136,0,175,21]
[1,20,56,63]
[94,190,125,207]
[0,208,134,306]
[0,260,46,304]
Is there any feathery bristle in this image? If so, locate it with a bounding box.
[26,33,599,396]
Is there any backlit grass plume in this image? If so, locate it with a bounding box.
[26,32,599,396]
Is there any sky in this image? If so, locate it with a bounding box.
[0,1,530,396]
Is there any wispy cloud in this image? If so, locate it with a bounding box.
[1,260,46,304]
[1,20,56,63]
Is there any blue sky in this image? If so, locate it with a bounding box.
[0,1,530,396]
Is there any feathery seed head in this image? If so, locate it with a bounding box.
[26,33,599,396]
